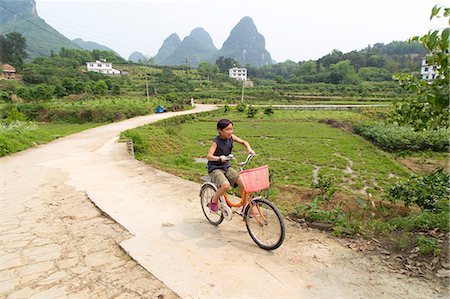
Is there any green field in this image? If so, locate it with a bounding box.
[122,109,408,199]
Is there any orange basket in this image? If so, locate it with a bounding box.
[239,165,269,193]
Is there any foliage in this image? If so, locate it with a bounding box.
[392,5,449,130]
[353,121,448,152]
[416,236,441,255]
[312,172,336,200]
[215,56,239,72]
[3,107,27,124]
[295,197,345,223]
[263,106,274,116]
[236,103,246,112]
[0,31,27,70]
[246,105,258,118]
[94,80,108,95]
[328,60,360,84]
[0,90,12,102]
[0,98,158,123]
[388,209,449,232]
[0,122,98,157]
[358,67,392,82]
[386,168,449,211]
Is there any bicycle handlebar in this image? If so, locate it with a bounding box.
[226,154,256,170]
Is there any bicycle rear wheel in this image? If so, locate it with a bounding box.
[200,184,224,225]
[245,197,285,250]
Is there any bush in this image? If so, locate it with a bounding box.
[312,172,336,200]
[3,107,27,124]
[29,84,53,101]
[353,121,448,152]
[264,106,274,116]
[247,105,258,118]
[386,168,449,211]
[0,90,12,102]
[236,103,246,112]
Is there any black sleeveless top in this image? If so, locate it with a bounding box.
[207,136,233,173]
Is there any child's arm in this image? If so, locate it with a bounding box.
[232,134,255,155]
[207,141,225,162]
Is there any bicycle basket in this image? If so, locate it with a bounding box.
[239,165,269,193]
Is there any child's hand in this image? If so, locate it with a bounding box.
[248,149,256,155]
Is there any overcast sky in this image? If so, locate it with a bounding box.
[34,0,448,63]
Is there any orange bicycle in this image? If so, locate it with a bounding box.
[200,154,285,250]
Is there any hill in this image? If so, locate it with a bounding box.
[216,16,272,66]
[161,28,217,67]
[128,51,146,63]
[154,17,272,67]
[72,38,118,54]
[153,33,181,65]
[0,0,77,58]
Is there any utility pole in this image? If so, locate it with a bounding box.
[241,79,245,103]
[145,74,149,100]
[185,57,189,103]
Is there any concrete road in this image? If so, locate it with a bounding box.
[1,104,446,298]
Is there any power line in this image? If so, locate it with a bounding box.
[38,11,150,54]
[0,2,85,51]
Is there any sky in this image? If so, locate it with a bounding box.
[34,0,449,63]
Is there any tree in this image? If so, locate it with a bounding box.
[358,67,392,82]
[93,80,108,95]
[215,56,239,72]
[0,32,28,70]
[392,5,449,130]
[198,62,219,80]
[328,60,360,84]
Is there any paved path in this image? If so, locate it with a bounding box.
[1,105,216,298]
[1,104,447,298]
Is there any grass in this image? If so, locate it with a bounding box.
[0,121,101,157]
[122,108,409,201]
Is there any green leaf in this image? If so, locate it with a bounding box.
[357,197,368,209]
[431,5,441,20]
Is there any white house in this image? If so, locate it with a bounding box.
[229,67,247,80]
[86,60,121,75]
[420,59,438,81]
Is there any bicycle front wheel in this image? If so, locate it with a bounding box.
[244,197,285,250]
[200,184,224,226]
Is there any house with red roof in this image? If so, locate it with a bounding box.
[1,64,16,80]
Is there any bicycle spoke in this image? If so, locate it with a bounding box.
[246,198,285,250]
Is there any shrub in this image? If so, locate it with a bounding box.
[312,172,336,200]
[264,106,274,116]
[0,90,12,102]
[416,236,441,255]
[353,121,448,152]
[386,168,449,211]
[236,103,246,112]
[29,84,53,101]
[247,105,258,118]
[3,107,27,124]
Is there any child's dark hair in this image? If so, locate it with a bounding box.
[217,119,233,130]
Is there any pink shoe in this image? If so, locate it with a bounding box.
[209,202,218,213]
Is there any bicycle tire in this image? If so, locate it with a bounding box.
[244,197,285,250]
[200,184,224,226]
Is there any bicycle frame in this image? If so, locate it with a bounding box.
[219,154,268,225]
[222,190,267,225]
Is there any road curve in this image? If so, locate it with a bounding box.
[1,104,445,298]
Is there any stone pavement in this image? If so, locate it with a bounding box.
[0,169,178,298]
